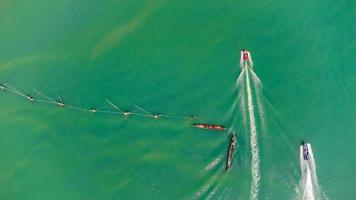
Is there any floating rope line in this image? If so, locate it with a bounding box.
[0,83,205,123]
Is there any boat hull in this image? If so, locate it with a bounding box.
[226,133,237,171]
[193,123,225,131]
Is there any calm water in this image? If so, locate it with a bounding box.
[0,0,355,199]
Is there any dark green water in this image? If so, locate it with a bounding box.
[0,0,355,199]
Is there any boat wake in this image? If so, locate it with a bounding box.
[297,144,328,200]
[205,155,222,171]
[236,65,264,200]
[250,70,267,131]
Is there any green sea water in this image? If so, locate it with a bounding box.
[0,0,355,199]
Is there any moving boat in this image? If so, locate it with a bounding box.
[240,49,253,69]
[301,141,309,160]
[193,123,226,131]
[226,133,237,171]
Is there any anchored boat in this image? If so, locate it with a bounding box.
[193,123,226,131]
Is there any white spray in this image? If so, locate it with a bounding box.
[245,67,261,200]
[298,144,327,200]
[237,64,262,200]
[250,70,267,131]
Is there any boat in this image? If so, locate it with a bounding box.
[240,49,253,69]
[193,123,226,131]
[226,133,237,171]
[301,140,309,160]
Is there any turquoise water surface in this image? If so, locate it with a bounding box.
[0,0,355,199]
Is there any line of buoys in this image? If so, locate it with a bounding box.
[0,82,205,122]
[0,82,232,135]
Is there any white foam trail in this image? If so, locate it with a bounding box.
[206,187,218,200]
[256,92,267,131]
[194,173,220,199]
[240,91,248,128]
[236,67,246,86]
[245,67,260,200]
[299,145,315,200]
[228,98,239,120]
[307,144,317,175]
[251,72,267,131]
[298,144,327,200]
[236,72,247,128]
[250,69,261,85]
[205,156,222,171]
